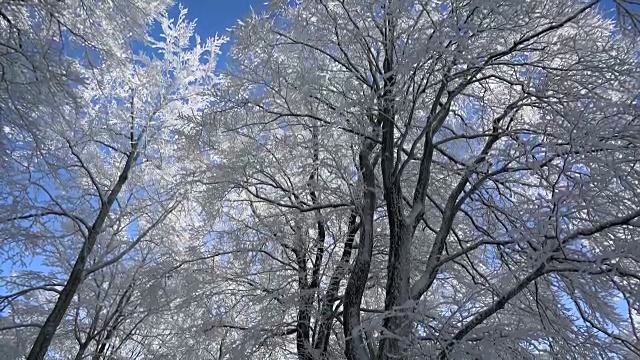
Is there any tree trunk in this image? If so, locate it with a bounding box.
[74,341,90,360]
[377,11,413,358]
[27,143,137,360]
[343,143,377,360]
[27,233,98,360]
[294,219,313,360]
[313,212,359,357]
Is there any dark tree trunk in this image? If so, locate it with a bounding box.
[343,142,377,360]
[73,341,90,360]
[313,212,359,357]
[27,139,138,360]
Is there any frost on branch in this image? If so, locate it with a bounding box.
[0,6,223,359]
[1,0,640,359]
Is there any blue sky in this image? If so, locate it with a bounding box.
[168,0,265,69]
[180,0,263,38]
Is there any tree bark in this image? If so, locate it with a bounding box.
[73,341,90,360]
[313,211,359,356]
[294,219,313,360]
[27,139,139,360]
[377,8,413,359]
[343,141,377,360]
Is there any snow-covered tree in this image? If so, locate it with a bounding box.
[0,6,223,359]
[2,0,640,359]
[214,0,640,359]
[0,0,172,156]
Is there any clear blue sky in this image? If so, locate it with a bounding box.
[180,0,263,37]
[177,0,265,67]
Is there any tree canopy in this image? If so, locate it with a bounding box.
[1,1,639,359]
